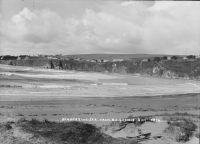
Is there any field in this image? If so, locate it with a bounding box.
[0,64,200,144]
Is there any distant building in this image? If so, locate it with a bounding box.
[90,59,97,63]
[112,59,123,62]
[196,55,200,59]
[141,59,149,62]
[97,59,102,63]
[74,58,81,61]
[103,59,109,62]
[112,63,117,67]
[47,56,57,60]
[167,56,171,60]
[183,57,188,60]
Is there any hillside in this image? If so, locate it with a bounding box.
[64,54,166,60]
[0,54,199,80]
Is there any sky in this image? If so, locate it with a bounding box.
[0,0,200,55]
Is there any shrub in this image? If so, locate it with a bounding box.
[16,113,24,116]
[171,56,178,60]
[153,57,161,62]
[29,118,41,125]
[4,123,12,130]
[186,55,196,59]
[164,118,197,142]
[43,119,50,124]
[162,56,168,60]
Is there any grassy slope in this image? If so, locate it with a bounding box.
[0,119,137,144]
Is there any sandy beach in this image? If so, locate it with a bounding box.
[0,64,199,144]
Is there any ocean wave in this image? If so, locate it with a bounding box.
[101,83,128,86]
[38,85,71,88]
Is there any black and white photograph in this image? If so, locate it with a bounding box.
[0,0,200,144]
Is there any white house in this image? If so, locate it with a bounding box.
[112,59,123,62]
[195,55,200,59]
[167,56,171,60]
[183,57,188,60]
[141,59,149,62]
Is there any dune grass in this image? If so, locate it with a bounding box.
[16,118,137,144]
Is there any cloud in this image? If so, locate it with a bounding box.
[1,8,65,43]
[0,1,200,55]
[143,2,200,54]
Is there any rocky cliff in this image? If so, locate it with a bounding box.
[0,58,200,80]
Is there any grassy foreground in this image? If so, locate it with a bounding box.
[0,119,137,144]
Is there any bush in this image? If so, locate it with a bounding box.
[153,57,161,62]
[43,118,50,123]
[186,55,196,59]
[4,123,12,130]
[171,56,178,60]
[162,56,168,60]
[29,118,41,125]
[164,118,197,142]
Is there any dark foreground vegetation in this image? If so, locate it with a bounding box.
[164,117,197,142]
[0,119,137,144]
[1,54,200,80]
[0,114,199,144]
